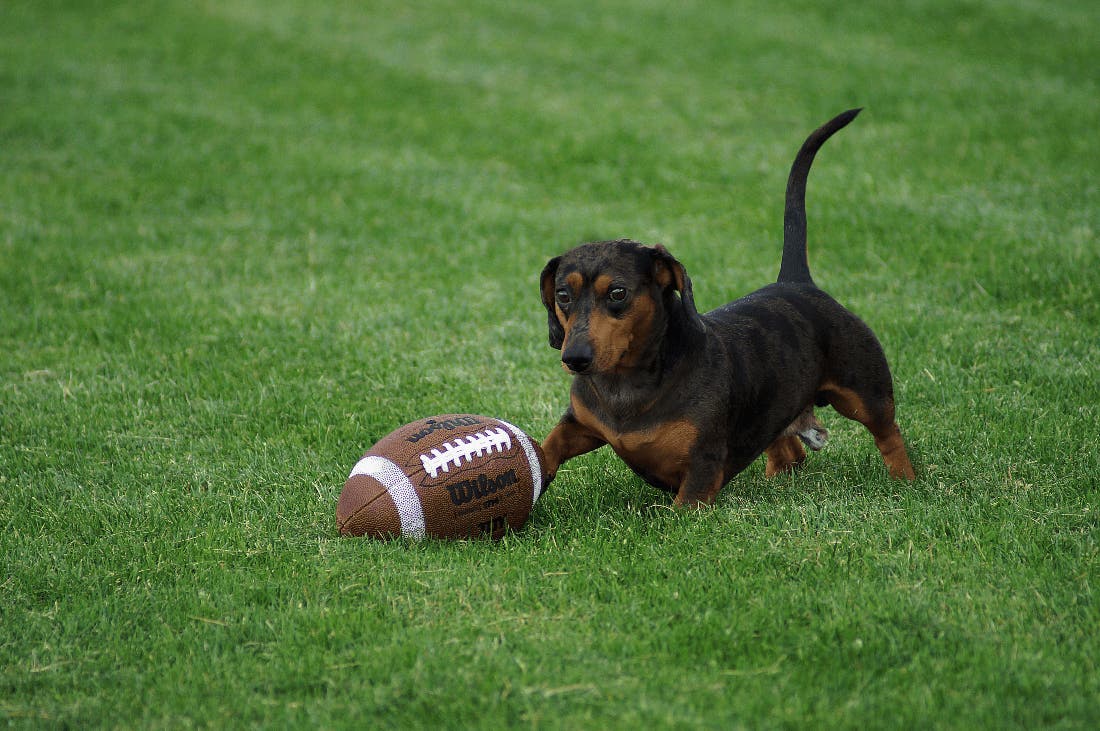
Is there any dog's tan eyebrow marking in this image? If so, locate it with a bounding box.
[593,274,613,297]
[565,272,584,291]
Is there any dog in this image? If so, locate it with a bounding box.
[538,109,915,507]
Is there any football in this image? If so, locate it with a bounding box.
[337,414,546,540]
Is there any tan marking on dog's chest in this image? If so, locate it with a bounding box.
[571,395,697,488]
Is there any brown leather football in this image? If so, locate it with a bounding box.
[336,414,546,540]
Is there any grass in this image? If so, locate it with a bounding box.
[2,0,1097,727]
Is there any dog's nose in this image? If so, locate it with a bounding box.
[562,343,594,374]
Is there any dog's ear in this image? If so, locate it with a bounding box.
[540,256,566,349]
[652,245,704,331]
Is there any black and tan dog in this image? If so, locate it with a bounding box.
[539,109,915,506]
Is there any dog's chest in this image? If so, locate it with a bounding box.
[575,399,696,489]
[612,422,696,489]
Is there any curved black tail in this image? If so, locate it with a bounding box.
[778,108,862,284]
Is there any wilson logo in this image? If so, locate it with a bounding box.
[444,469,518,506]
[419,427,513,478]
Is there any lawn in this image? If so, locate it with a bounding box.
[2,0,1097,728]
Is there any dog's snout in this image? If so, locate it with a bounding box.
[562,342,594,374]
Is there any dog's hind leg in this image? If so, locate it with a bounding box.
[764,435,807,477]
[821,382,915,480]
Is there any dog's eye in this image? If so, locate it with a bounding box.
[555,289,572,306]
[608,287,627,302]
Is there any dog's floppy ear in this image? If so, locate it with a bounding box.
[652,245,704,332]
[540,256,566,349]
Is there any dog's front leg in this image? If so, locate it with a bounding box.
[672,463,727,508]
[540,412,607,486]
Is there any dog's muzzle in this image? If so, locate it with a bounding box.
[561,339,594,374]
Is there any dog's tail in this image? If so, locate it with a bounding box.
[778,108,862,284]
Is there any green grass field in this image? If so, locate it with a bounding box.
[2,1,1097,727]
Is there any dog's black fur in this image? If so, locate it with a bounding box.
[539,109,915,506]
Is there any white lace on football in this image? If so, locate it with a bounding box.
[420,427,513,479]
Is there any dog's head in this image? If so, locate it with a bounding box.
[539,239,701,375]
